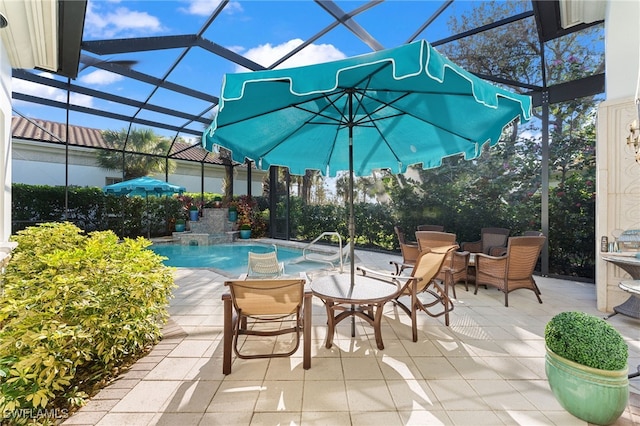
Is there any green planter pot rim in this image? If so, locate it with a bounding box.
[546,345,629,378]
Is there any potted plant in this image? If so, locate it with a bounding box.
[228,202,238,222]
[239,223,251,239]
[235,195,267,238]
[544,311,629,425]
[213,196,223,208]
[189,205,199,221]
[175,218,186,232]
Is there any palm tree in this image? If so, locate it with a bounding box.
[218,146,235,204]
[204,113,235,203]
[97,128,175,179]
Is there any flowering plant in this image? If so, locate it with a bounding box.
[176,195,195,219]
[235,195,266,236]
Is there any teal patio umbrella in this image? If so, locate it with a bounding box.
[202,39,531,283]
[103,176,186,238]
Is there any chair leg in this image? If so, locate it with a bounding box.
[222,294,233,375]
[533,286,543,304]
[390,260,401,275]
[303,291,312,370]
[444,273,452,326]
[533,280,543,302]
[411,296,418,342]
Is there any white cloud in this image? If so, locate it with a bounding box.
[226,45,245,54]
[181,0,243,16]
[79,70,124,86]
[84,1,164,38]
[236,39,346,72]
[13,73,94,108]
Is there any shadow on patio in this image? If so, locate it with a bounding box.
[62,249,640,426]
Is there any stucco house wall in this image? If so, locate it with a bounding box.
[0,37,11,242]
[595,0,640,312]
[11,121,266,196]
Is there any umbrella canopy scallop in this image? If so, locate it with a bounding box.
[203,39,531,177]
[103,176,185,197]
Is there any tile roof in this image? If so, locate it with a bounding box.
[11,116,229,165]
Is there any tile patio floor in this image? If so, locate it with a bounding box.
[62,247,640,426]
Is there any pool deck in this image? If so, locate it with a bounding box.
[62,243,640,425]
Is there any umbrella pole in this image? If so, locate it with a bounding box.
[349,137,355,284]
[348,90,356,285]
[348,90,356,338]
[349,135,356,338]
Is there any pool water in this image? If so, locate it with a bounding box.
[150,243,316,277]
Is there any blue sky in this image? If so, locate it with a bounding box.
[12,0,488,141]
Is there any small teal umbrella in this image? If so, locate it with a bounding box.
[203,40,531,283]
[103,176,186,238]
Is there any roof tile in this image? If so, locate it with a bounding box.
[11,116,229,165]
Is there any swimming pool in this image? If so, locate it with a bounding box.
[150,242,320,277]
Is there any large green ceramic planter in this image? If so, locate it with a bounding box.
[545,346,628,425]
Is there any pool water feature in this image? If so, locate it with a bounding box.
[151,242,317,277]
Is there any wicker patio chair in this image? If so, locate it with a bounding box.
[474,235,546,307]
[360,245,458,341]
[222,277,311,374]
[490,231,543,257]
[416,231,470,298]
[390,225,420,275]
[417,224,445,232]
[461,227,510,255]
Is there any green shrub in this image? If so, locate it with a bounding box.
[0,222,176,422]
[544,311,628,371]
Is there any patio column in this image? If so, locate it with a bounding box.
[0,43,11,242]
[595,0,640,312]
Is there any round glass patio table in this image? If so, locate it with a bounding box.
[311,273,400,350]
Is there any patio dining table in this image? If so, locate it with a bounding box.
[311,273,400,350]
[602,254,640,319]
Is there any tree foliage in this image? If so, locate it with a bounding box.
[97,128,176,179]
[377,0,602,276]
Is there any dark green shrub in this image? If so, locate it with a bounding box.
[544,311,628,371]
[0,222,175,421]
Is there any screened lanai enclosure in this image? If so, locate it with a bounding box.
[10,0,606,279]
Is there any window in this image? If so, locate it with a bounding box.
[105,177,122,185]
